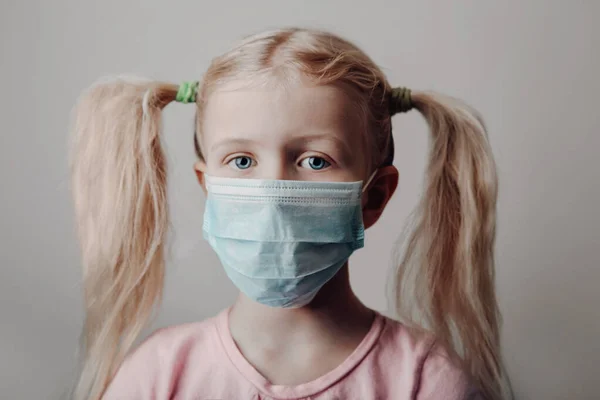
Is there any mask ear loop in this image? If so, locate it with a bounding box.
[362,170,378,194]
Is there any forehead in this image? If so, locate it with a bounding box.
[200,82,365,153]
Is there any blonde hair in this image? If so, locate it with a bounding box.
[70,28,512,399]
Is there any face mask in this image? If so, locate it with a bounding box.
[202,173,376,308]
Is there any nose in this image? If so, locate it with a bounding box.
[260,151,292,181]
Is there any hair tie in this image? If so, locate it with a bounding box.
[389,87,413,114]
[176,81,199,104]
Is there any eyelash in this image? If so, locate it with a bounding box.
[226,155,333,171]
[299,156,331,171]
[227,155,255,170]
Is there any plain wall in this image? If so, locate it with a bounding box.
[1,1,599,399]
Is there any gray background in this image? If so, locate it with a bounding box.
[1,1,599,399]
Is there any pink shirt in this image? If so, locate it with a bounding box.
[104,308,481,399]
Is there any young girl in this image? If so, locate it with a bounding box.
[70,28,512,400]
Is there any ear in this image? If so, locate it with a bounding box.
[194,161,207,195]
[362,165,399,229]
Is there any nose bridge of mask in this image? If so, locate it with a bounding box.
[203,175,365,244]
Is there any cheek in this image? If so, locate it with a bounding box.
[204,153,221,167]
[205,160,233,177]
[344,153,369,182]
[340,133,371,180]
[198,147,229,176]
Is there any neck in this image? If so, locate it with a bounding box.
[228,264,374,348]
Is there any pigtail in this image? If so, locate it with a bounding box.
[393,91,512,399]
[69,77,179,400]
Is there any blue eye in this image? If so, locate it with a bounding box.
[228,156,254,170]
[300,156,331,170]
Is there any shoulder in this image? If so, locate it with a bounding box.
[102,312,222,400]
[121,314,218,367]
[417,340,483,399]
[375,315,436,368]
[378,316,482,400]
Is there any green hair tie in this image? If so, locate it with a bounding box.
[389,87,413,114]
[176,81,199,104]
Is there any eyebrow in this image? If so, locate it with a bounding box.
[210,138,257,153]
[209,132,353,157]
[287,133,352,155]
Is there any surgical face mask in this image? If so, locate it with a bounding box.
[202,173,376,308]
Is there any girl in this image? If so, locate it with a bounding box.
[70,28,512,400]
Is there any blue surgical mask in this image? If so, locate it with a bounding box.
[202,174,374,308]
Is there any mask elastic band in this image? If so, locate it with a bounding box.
[362,170,378,194]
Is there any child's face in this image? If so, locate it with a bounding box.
[197,82,368,183]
